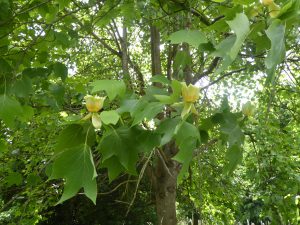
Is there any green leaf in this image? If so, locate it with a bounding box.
[19,105,34,122]
[212,13,250,72]
[154,80,182,105]
[50,144,97,204]
[100,156,125,182]
[49,84,65,107]
[53,62,68,81]
[98,127,139,174]
[27,173,42,186]
[150,75,171,85]
[156,117,181,146]
[219,112,244,147]
[173,137,197,180]
[0,139,8,153]
[100,110,120,125]
[144,86,169,100]
[277,0,300,22]
[55,124,95,153]
[181,102,192,119]
[121,1,138,25]
[154,95,174,104]
[98,126,159,176]
[168,30,207,48]
[45,5,58,23]
[91,80,126,100]
[233,0,255,5]
[171,80,182,98]
[265,20,286,85]
[5,172,23,186]
[199,130,209,143]
[117,99,139,114]
[54,31,70,48]
[174,50,192,70]
[223,145,243,174]
[175,121,200,146]
[13,76,32,98]
[0,95,23,127]
[136,130,161,153]
[55,0,71,10]
[212,36,236,59]
[226,13,250,60]
[173,121,200,179]
[131,102,164,126]
[0,57,12,73]
[22,67,49,79]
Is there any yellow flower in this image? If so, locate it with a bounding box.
[268,2,280,18]
[84,95,106,113]
[242,101,255,117]
[91,113,102,129]
[261,0,273,6]
[181,83,200,103]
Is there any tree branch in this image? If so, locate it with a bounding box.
[200,68,246,90]
[192,57,220,84]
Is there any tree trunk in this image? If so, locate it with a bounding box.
[150,24,162,77]
[193,210,200,225]
[150,23,179,225]
[155,158,179,225]
[153,142,180,225]
[120,23,131,87]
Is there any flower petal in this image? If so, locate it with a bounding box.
[92,113,102,129]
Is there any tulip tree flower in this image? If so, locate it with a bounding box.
[182,83,200,103]
[181,83,200,118]
[82,95,106,129]
[242,101,255,117]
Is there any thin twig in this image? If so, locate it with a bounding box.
[200,68,246,90]
[98,180,137,196]
[156,149,174,178]
[125,151,154,216]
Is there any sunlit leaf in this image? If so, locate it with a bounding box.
[265,20,286,84]
[50,144,97,204]
[150,75,171,85]
[131,102,164,126]
[223,145,243,174]
[168,30,207,48]
[91,80,126,100]
[0,95,23,127]
[212,13,250,73]
[156,117,181,146]
[100,110,120,125]
[53,62,68,81]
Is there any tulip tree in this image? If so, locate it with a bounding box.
[49,78,248,224]
[0,0,299,224]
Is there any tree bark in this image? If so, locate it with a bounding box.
[150,23,179,225]
[120,24,131,88]
[193,210,200,225]
[155,154,179,225]
[154,142,180,225]
[150,24,162,77]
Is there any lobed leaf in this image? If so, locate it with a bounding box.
[91,80,126,100]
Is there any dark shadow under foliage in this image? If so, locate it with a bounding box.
[39,177,157,225]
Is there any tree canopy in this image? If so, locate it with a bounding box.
[0,0,300,224]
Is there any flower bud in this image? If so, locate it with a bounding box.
[84,95,106,113]
[181,83,200,103]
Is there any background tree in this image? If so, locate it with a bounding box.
[0,0,299,224]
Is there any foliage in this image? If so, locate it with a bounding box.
[0,0,299,224]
